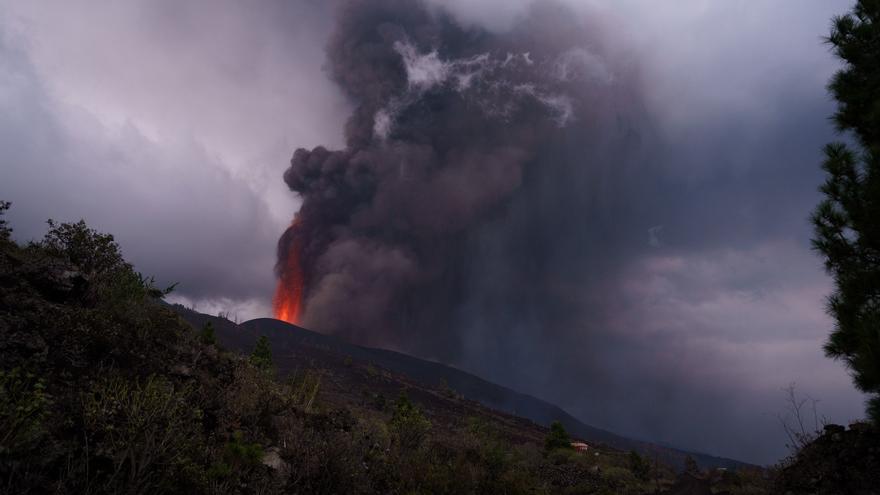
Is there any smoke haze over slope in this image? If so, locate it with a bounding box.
[0,0,864,464]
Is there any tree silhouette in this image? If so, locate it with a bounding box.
[812,0,880,423]
[544,420,572,451]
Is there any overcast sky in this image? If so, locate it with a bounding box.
[0,0,866,464]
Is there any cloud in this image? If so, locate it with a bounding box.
[0,29,273,307]
[0,0,350,318]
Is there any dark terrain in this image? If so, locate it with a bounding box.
[175,307,751,473]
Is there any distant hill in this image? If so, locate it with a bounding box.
[173,308,751,471]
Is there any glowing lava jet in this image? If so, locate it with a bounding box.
[273,217,305,324]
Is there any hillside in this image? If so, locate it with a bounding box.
[175,309,750,472]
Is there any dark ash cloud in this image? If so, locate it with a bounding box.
[279,0,637,352]
[276,0,864,464]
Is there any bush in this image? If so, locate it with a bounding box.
[207,431,266,492]
[82,374,203,494]
[0,368,52,489]
[0,368,51,455]
[628,450,651,481]
[0,201,11,241]
[221,361,284,435]
[249,335,273,372]
[545,421,573,451]
[389,392,430,451]
[285,369,320,412]
[41,219,127,277]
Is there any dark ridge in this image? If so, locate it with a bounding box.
[172,307,751,471]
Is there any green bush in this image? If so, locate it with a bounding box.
[0,368,51,456]
[82,374,203,494]
[249,335,273,372]
[628,450,651,481]
[390,392,431,451]
[200,322,217,346]
[545,420,573,451]
[208,431,264,481]
[41,219,126,277]
[285,369,320,412]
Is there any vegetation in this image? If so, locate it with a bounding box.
[249,335,273,371]
[683,455,699,476]
[627,450,651,482]
[389,392,431,450]
[0,368,51,458]
[812,0,880,423]
[775,422,880,493]
[544,420,572,451]
[0,206,774,493]
[0,201,11,242]
[774,3,880,492]
[200,321,217,346]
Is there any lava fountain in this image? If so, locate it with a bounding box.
[273,217,305,324]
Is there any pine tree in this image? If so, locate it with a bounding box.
[200,322,216,346]
[0,201,11,241]
[249,335,273,371]
[812,1,880,423]
[543,421,572,451]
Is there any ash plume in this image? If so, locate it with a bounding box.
[277,0,642,357]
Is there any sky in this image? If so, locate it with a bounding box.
[0,0,866,464]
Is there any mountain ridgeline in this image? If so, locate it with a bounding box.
[175,307,749,473]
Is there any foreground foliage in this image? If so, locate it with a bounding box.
[775,422,880,494]
[812,0,880,423]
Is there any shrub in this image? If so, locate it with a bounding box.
[222,361,284,434]
[389,392,430,451]
[628,450,651,481]
[41,219,126,277]
[545,421,573,452]
[0,368,51,456]
[0,201,11,241]
[82,374,203,494]
[285,369,321,412]
[200,322,217,346]
[250,335,273,372]
[0,368,52,489]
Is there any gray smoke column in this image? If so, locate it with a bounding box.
[276,0,645,358]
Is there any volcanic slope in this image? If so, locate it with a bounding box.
[173,307,751,471]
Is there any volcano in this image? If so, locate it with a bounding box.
[172,304,752,472]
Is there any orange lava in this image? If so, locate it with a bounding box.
[273,219,305,324]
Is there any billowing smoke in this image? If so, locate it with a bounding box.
[276,0,645,359]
